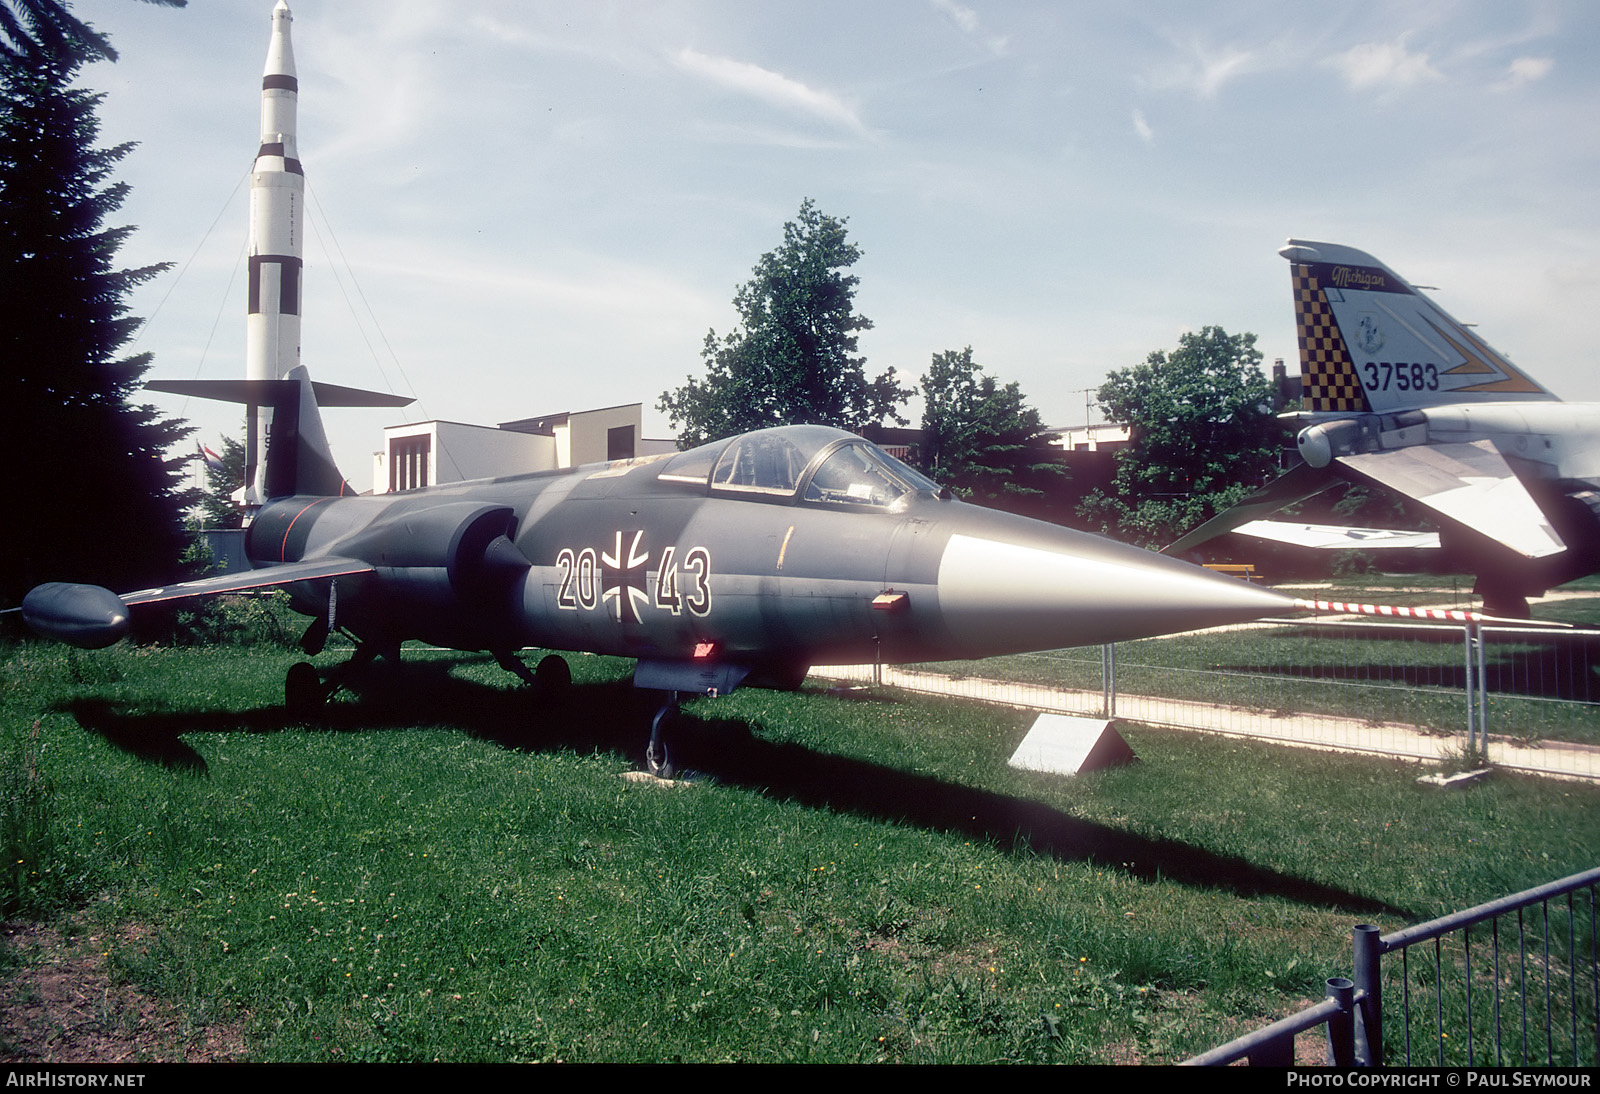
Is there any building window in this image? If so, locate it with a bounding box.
[607,424,635,462]
[389,435,431,492]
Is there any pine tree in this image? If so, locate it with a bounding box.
[0,34,191,604]
[195,435,245,531]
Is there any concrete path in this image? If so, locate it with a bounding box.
[810,662,1600,782]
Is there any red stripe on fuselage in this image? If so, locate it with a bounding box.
[280,497,334,562]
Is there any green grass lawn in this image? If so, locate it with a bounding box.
[3,639,1597,1063]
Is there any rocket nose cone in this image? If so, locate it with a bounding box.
[265,1,296,79]
[935,532,1293,655]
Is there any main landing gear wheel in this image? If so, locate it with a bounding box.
[533,654,571,697]
[285,661,327,720]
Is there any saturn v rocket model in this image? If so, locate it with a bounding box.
[243,0,304,510]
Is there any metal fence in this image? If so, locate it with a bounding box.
[1184,865,1600,1067]
[816,617,1600,780]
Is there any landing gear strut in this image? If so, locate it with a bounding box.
[283,622,395,718]
[494,650,537,686]
[646,693,677,778]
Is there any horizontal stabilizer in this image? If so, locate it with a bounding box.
[145,378,413,408]
[1340,441,1564,559]
[1233,520,1441,550]
[1164,461,1343,555]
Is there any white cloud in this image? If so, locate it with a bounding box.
[928,0,1008,56]
[1131,108,1154,146]
[1497,56,1555,90]
[1183,44,1260,98]
[1327,38,1444,92]
[1164,42,1260,98]
[930,0,978,35]
[1139,26,1280,101]
[673,48,869,137]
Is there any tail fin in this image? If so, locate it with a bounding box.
[146,368,411,498]
[1280,239,1555,415]
[264,366,356,497]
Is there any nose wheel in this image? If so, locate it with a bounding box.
[533,653,572,698]
[646,695,677,778]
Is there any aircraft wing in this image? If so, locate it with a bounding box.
[21,558,373,649]
[1341,441,1565,559]
[1232,521,1442,550]
[1163,461,1343,555]
[115,557,376,606]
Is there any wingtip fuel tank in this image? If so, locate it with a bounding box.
[21,583,130,650]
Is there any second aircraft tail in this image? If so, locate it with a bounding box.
[1281,239,1555,416]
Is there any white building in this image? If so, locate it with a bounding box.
[372,403,675,493]
[1043,423,1130,452]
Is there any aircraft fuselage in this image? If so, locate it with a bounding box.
[247,432,1290,671]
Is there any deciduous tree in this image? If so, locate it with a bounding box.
[918,346,1065,511]
[1080,326,1283,547]
[659,199,911,447]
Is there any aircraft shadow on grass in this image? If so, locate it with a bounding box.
[62,655,1404,919]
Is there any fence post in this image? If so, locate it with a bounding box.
[1326,977,1356,1066]
[1353,923,1383,1066]
[1101,643,1116,718]
[1474,624,1489,756]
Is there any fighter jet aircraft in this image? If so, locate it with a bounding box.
[15,1,1293,775]
[1166,239,1600,616]
[22,367,1294,774]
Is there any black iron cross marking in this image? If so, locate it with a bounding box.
[601,530,650,624]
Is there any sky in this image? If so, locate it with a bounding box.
[71,0,1600,492]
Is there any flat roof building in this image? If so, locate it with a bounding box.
[372,402,675,493]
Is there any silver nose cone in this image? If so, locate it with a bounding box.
[935,532,1293,657]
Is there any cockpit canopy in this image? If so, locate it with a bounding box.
[658,425,939,511]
